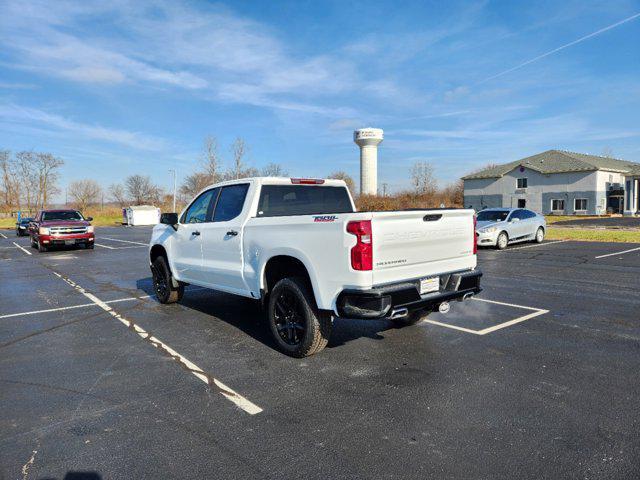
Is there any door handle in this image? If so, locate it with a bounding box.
[191,231,201,236]
[226,230,238,236]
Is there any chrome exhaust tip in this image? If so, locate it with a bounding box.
[390,307,408,319]
[462,292,474,301]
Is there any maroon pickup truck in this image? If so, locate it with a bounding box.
[29,209,95,252]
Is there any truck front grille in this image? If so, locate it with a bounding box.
[49,226,88,235]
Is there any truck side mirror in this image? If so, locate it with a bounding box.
[86,216,93,221]
[160,212,179,230]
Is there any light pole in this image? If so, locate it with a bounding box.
[169,169,177,212]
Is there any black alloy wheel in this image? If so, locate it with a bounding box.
[267,277,332,357]
[151,256,184,304]
[273,289,305,345]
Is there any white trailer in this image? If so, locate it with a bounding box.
[123,205,160,226]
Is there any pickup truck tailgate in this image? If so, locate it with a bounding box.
[371,209,476,285]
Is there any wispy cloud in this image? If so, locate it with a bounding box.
[0,1,362,114]
[0,103,166,150]
[479,12,640,84]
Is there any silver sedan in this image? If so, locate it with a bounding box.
[475,208,546,250]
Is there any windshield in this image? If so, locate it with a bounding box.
[42,211,84,221]
[477,210,509,222]
[19,218,33,224]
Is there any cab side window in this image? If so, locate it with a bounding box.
[182,188,218,224]
[213,184,249,222]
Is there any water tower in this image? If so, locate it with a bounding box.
[354,128,383,195]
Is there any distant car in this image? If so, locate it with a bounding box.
[29,209,95,252]
[475,208,546,250]
[15,217,34,236]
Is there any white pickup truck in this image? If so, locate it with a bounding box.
[149,177,481,357]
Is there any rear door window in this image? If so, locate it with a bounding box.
[257,185,353,217]
[213,184,249,222]
[509,210,524,221]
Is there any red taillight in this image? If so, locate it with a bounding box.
[347,220,373,271]
[290,178,325,185]
[473,215,478,255]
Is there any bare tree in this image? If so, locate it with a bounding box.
[411,161,437,195]
[0,150,18,209]
[16,152,39,211]
[34,153,64,208]
[230,137,247,179]
[125,174,161,205]
[202,136,221,183]
[441,179,464,207]
[261,163,288,177]
[109,183,127,207]
[328,171,356,196]
[69,179,102,213]
[180,172,211,199]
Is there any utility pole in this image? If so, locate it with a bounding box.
[382,183,388,197]
[169,169,177,212]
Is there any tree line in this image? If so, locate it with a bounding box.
[0,138,463,215]
[1,150,64,212]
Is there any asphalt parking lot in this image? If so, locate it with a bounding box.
[1,228,639,479]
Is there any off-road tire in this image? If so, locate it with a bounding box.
[37,240,47,253]
[535,227,545,244]
[152,256,184,304]
[496,231,509,250]
[268,277,332,357]
[86,243,95,250]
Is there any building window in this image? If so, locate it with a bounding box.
[574,198,588,211]
[517,178,528,189]
[551,199,565,211]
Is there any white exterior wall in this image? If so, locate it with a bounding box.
[464,167,612,214]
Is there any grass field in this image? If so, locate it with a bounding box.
[544,215,602,224]
[546,227,640,243]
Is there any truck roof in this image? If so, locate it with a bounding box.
[201,177,347,190]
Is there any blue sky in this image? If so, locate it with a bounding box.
[1,0,639,199]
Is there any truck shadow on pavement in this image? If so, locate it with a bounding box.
[40,472,102,480]
[136,277,397,352]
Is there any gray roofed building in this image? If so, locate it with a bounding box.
[462,150,640,216]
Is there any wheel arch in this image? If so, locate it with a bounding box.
[150,244,168,264]
[262,255,318,307]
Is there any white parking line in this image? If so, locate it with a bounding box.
[503,240,568,251]
[422,297,548,335]
[94,243,116,249]
[95,243,145,250]
[0,296,152,319]
[51,272,262,415]
[100,237,148,246]
[12,242,32,255]
[0,287,209,320]
[594,246,640,259]
[0,232,7,238]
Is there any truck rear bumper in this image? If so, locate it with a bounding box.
[336,269,482,319]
